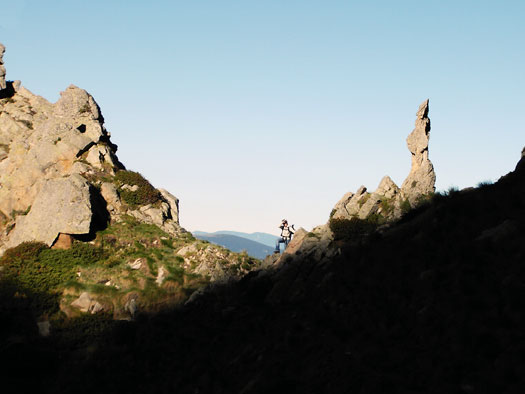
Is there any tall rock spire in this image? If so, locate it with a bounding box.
[0,43,6,90]
[401,99,436,203]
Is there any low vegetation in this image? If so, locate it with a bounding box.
[329,216,380,241]
[0,215,260,324]
[114,170,162,207]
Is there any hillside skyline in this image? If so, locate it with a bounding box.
[1,1,523,234]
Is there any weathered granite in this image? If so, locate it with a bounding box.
[400,99,436,203]
[5,174,93,249]
[0,43,6,90]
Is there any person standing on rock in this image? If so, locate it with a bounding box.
[274,219,295,253]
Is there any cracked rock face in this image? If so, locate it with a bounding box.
[0,84,119,219]
[400,99,436,203]
[0,82,127,251]
[0,43,5,90]
[330,99,436,225]
[5,174,93,249]
[0,46,183,253]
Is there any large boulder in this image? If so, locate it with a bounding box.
[400,99,436,203]
[4,174,94,249]
[159,188,180,224]
[0,84,118,221]
[331,176,402,222]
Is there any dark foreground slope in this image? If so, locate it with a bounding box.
[2,159,525,394]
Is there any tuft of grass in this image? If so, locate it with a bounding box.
[358,193,371,208]
[476,180,493,188]
[10,205,31,219]
[114,170,162,207]
[400,199,411,215]
[329,217,379,241]
[445,186,460,196]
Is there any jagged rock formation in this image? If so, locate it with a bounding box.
[270,100,435,267]
[0,44,265,325]
[400,99,436,202]
[0,43,6,90]
[331,99,434,224]
[331,176,402,221]
[0,69,182,253]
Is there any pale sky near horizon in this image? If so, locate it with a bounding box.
[1,1,524,234]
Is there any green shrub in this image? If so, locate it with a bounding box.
[329,217,378,241]
[446,186,460,196]
[0,241,48,264]
[400,199,411,215]
[477,180,493,188]
[0,241,106,315]
[161,238,174,249]
[114,170,161,207]
[379,197,394,216]
[166,265,185,284]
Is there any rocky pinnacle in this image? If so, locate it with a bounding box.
[0,43,6,90]
[401,99,436,203]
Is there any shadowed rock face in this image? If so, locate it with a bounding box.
[400,99,436,203]
[0,43,5,90]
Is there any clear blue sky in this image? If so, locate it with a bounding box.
[2,1,524,234]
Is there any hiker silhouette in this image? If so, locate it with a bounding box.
[274,219,295,253]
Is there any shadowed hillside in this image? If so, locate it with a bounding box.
[2,153,524,394]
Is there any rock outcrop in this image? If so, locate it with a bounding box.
[331,176,402,221]
[5,174,94,248]
[0,43,5,90]
[0,43,182,253]
[331,99,435,224]
[270,100,436,268]
[400,99,436,203]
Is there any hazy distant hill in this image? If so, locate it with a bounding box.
[193,232,275,259]
[195,231,279,248]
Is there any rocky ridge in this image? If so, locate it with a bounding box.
[331,99,435,222]
[0,43,261,321]
[263,99,437,269]
[5,146,524,394]
[0,78,181,252]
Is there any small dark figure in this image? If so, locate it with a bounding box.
[274,219,295,253]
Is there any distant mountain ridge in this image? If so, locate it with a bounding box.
[194,231,279,248]
[193,231,277,259]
